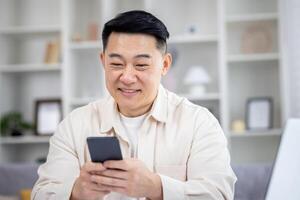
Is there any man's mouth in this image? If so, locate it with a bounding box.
[118,88,141,97]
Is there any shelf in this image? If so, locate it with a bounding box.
[169,34,218,44]
[0,135,51,144]
[180,93,220,101]
[69,97,100,106]
[0,25,61,35]
[226,13,278,23]
[230,129,282,138]
[69,41,102,50]
[0,63,61,73]
[227,53,279,63]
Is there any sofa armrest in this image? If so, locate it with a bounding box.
[0,163,39,195]
[233,163,273,200]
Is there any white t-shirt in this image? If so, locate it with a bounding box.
[119,113,147,200]
[120,112,147,157]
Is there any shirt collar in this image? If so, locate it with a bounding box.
[149,84,168,123]
[99,84,168,134]
[99,96,120,133]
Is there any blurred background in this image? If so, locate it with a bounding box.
[0,0,299,199]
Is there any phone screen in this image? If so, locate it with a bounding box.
[87,136,123,163]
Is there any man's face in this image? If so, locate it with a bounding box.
[101,32,171,117]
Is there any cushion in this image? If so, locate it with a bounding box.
[0,163,39,195]
[0,195,18,200]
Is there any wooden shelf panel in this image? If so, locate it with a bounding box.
[230,128,282,138]
[0,135,51,144]
[227,53,279,62]
[226,13,278,23]
[180,93,220,101]
[69,97,100,106]
[69,41,102,50]
[0,63,61,73]
[169,34,218,44]
[0,25,61,35]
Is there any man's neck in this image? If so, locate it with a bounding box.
[118,103,153,117]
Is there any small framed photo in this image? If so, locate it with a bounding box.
[246,97,273,130]
[34,99,62,135]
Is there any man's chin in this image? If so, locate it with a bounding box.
[117,104,140,116]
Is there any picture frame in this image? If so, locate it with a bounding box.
[246,97,273,130]
[34,99,62,136]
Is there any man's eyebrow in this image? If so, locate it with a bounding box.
[108,53,123,59]
[134,54,151,59]
[108,53,151,59]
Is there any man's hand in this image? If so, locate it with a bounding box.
[70,162,110,200]
[91,158,163,200]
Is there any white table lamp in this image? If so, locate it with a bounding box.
[183,66,211,95]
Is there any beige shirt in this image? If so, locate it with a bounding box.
[32,85,237,200]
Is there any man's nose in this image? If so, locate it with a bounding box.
[119,65,137,84]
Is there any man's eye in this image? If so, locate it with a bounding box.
[135,64,149,70]
[135,64,149,71]
[110,63,123,67]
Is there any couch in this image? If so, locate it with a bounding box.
[233,164,272,200]
[0,163,39,197]
[0,163,273,200]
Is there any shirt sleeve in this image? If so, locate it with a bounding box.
[159,174,185,200]
[31,114,80,200]
[159,108,237,200]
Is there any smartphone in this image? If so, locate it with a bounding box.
[87,136,123,163]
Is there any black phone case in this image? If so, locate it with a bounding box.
[87,136,123,163]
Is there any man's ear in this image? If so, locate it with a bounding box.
[100,52,105,68]
[161,53,172,76]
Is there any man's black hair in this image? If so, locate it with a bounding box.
[102,10,169,53]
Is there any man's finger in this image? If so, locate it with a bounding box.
[100,169,128,180]
[82,161,106,173]
[88,182,111,193]
[94,183,123,192]
[103,160,131,171]
[91,175,127,188]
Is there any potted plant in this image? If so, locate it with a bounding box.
[0,112,33,137]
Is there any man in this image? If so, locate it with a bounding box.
[32,10,236,200]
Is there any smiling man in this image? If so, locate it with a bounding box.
[32,10,236,200]
[102,32,169,117]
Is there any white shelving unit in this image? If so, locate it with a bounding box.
[0,0,286,165]
[0,0,62,162]
[225,0,283,164]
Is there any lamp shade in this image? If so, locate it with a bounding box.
[183,66,211,85]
